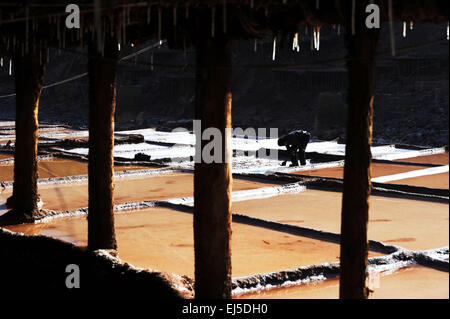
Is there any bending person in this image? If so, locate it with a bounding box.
[278,130,311,167]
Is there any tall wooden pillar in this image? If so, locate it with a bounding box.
[87,34,118,251]
[339,2,380,299]
[194,34,233,298]
[7,51,45,221]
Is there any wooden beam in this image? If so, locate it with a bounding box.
[194,34,233,298]
[339,1,380,299]
[87,34,118,251]
[0,0,447,53]
[6,50,45,221]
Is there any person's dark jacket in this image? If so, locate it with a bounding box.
[278,130,311,151]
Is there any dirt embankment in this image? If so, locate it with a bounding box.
[0,227,193,298]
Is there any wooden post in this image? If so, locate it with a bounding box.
[194,33,233,298]
[7,51,45,221]
[339,1,380,299]
[87,34,118,251]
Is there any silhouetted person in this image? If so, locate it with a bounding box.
[4,140,12,149]
[278,130,311,167]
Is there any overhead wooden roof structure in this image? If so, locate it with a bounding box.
[0,0,448,57]
[0,0,448,300]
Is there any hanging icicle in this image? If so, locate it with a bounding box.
[211,6,216,37]
[292,32,300,52]
[447,22,449,41]
[316,26,320,50]
[254,39,257,52]
[117,23,121,50]
[410,21,414,30]
[315,27,318,50]
[292,32,297,51]
[388,0,396,56]
[313,27,319,50]
[0,58,3,67]
[403,21,407,38]
[272,36,277,61]
[9,59,12,76]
